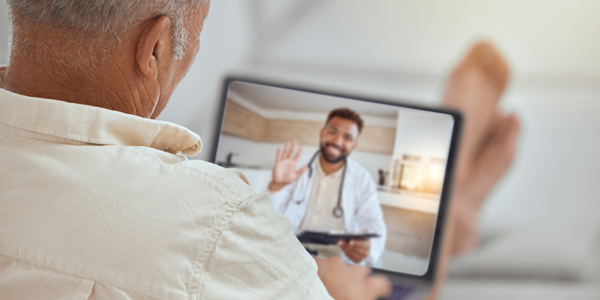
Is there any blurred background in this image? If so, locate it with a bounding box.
[1,0,599,298]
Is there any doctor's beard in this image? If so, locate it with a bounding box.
[319,142,349,164]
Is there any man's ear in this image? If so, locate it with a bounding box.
[136,16,172,80]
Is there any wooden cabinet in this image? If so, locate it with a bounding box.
[221,100,267,141]
[222,99,396,154]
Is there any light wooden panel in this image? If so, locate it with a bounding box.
[264,119,322,145]
[381,206,436,259]
[356,126,396,154]
[222,100,396,154]
[265,120,395,155]
[222,100,267,141]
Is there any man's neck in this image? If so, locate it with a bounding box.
[4,53,150,116]
[319,154,345,176]
[3,15,155,118]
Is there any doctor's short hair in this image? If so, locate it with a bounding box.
[326,108,364,134]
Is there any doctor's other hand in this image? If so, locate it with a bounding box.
[315,256,391,300]
[338,239,371,264]
[268,140,309,193]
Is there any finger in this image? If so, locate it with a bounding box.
[346,253,359,264]
[344,247,364,263]
[339,243,354,258]
[356,239,370,248]
[349,239,366,247]
[356,247,369,258]
[293,145,304,161]
[367,274,392,299]
[346,245,368,261]
[341,244,354,255]
[275,146,281,162]
[296,166,308,177]
[341,245,364,263]
[287,140,297,159]
[282,141,291,159]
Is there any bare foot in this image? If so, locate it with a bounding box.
[444,40,510,184]
[443,41,520,254]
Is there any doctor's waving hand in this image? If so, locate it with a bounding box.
[267,108,387,266]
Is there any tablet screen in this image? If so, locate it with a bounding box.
[213,80,457,276]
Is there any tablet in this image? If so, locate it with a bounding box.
[211,77,461,299]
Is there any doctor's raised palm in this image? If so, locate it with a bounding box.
[268,140,308,193]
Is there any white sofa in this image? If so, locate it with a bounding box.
[439,228,600,299]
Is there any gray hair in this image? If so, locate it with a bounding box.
[7,0,208,59]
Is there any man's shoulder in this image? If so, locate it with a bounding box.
[347,157,371,178]
[0,142,280,298]
[131,147,256,201]
[174,158,256,199]
[346,157,377,192]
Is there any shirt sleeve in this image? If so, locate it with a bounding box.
[199,192,333,300]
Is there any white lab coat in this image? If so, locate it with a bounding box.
[270,157,387,266]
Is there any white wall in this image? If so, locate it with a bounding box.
[258,0,600,79]
[0,3,11,65]
[215,134,278,169]
[393,110,454,159]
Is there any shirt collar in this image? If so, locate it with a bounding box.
[0,68,202,156]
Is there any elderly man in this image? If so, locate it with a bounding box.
[0,0,519,300]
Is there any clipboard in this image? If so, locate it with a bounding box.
[297,230,381,245]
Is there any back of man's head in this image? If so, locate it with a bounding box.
[5,0,210,119]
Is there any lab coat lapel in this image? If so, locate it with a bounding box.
[342,159,358,232]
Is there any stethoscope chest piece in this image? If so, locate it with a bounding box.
[333,207,344,218]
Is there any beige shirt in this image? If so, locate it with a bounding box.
[300,158,346,232]
[0,76,332,299]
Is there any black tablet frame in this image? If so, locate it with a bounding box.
[210,77,462,285]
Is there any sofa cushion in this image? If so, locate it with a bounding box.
[447,229,600,281]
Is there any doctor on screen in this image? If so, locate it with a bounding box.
[267,108,386,266]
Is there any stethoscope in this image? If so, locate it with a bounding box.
[295,150,347,218]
